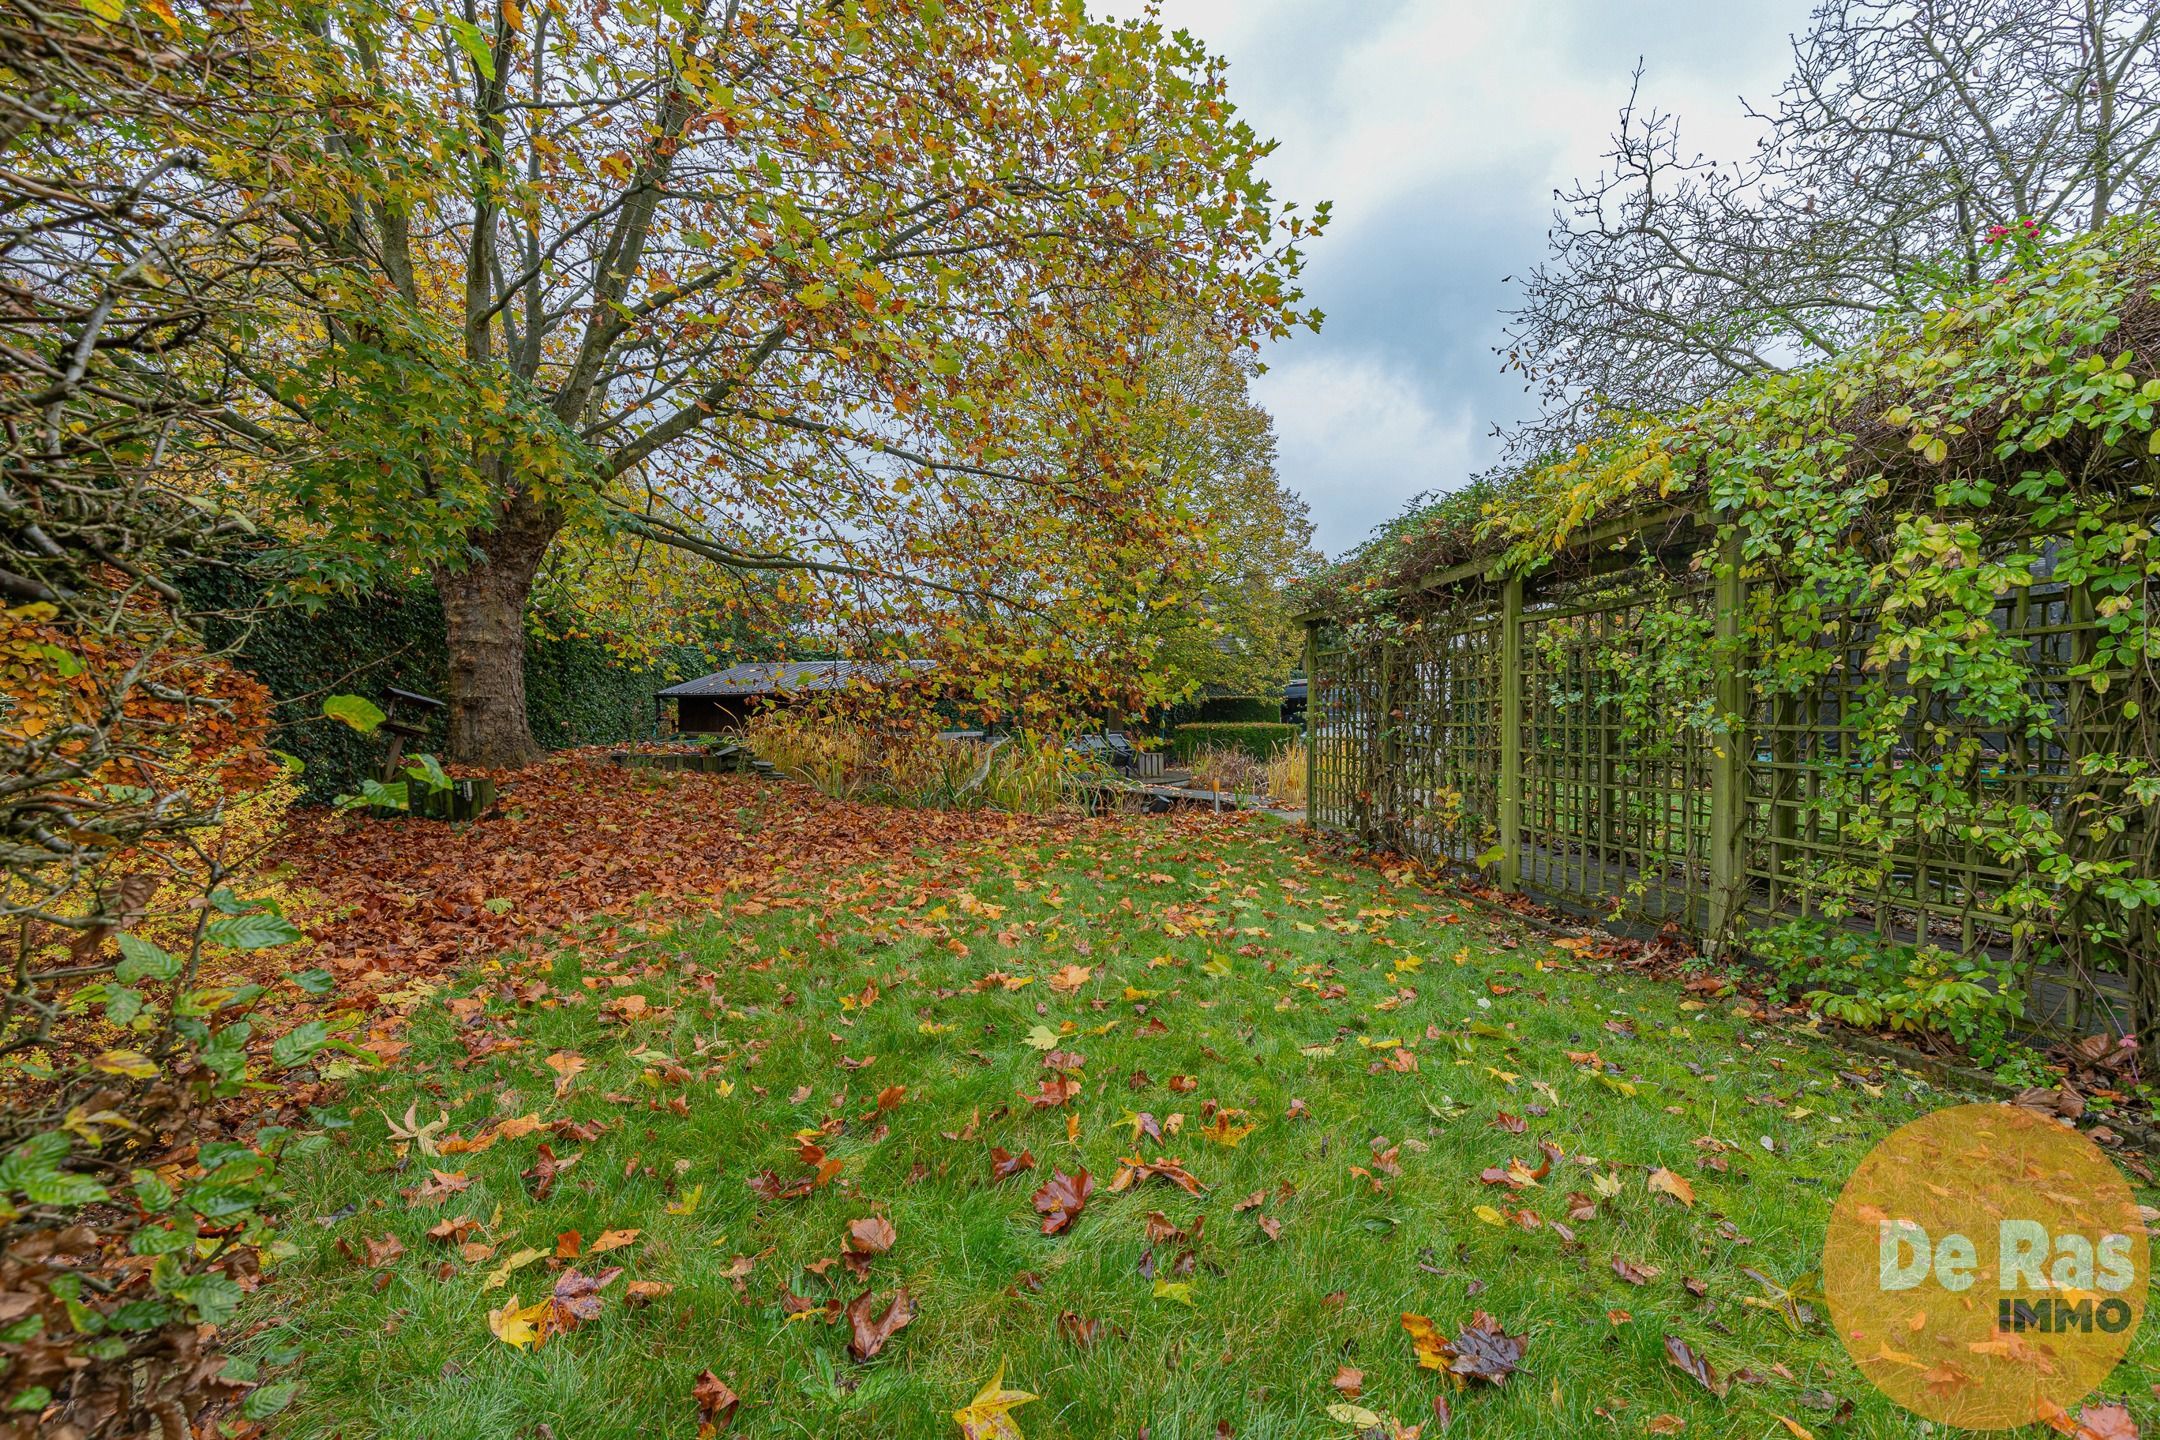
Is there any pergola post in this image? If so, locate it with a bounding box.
[1706,523,1749,946]
[1302,620,1318,824]
[1498,573,1523,893]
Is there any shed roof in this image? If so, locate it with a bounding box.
[656,659,936,699]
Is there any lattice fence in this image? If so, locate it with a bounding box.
[1306,515,2155,1038]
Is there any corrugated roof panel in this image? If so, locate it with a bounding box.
[656,659,936,699]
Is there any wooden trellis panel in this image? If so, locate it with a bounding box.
[1303,516,2157,1037]
[1390,602,1505,863]
[1309,633,1380,834]
[1516,582,1716,928]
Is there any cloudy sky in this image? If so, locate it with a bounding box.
[1097,0,1814,555]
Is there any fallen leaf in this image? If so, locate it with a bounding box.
[1447,1310,1526,1384]
[1647,1168,1696,1208]
[1032,1167,1094,1235]
[954,1360,1038,1440]
[549,1266,622,1333]
[1152,1276,1196,1306]
[1107,1154,1205,1195]
[488,1293,551,1349]
[692,1369,739,1435]
[545,1051,587,1095]
[846,1287,916,1362]
[1326,1403,1383,1428]
[1663,1334,1724,1396]
[1056,1310,1103,1347]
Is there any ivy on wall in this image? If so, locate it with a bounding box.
[183,568,720,798]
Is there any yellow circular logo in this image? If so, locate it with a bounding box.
[1823,1102,2147,1429]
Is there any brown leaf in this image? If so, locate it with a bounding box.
[363,1233,405,1267]
[1612,1255,1659,1285]
[692,1369,739,1434]
[845,1286,916,1362]
[989,1146,1036,1181]
[1032,1167,1094,1235]
[549,1265,622,1333]
[2074,1404,2140,1440]
[1663,1334,1724,1396]
[1445,1310,1526,1385]
[1056,1310,1103,1347]
[844,1215,897,1256]
[1021,1076,1082,1109]
[1331,1365,1363,1398]
[1107,1154,1205,1195]
[522,1144,578,1200]
[425,1216,479,1246]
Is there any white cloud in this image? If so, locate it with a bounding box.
[1254,355,1480,553]
[1094,0,1810,552]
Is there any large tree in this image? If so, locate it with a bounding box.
[1503,0,2160,460]
[224,0,1316,763]
[1133,333,1317,699]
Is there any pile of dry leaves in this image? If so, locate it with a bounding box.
[273,751,1074,988]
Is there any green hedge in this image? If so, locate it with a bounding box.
[183,566,720,799]
[1195,693,1282,724]
[1171,722,1300,762]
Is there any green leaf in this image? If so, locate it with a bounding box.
[271,1021,330,1069]
[403,752,452,792]
[242,1382,298,1421]
[25,1171,107,1206]
[359,777,409,810]
[131,1170,176,1213]
[130,1223,193,1256]
[445,15,496,81]
[172,1271,243,1325]
[287,967,337,997]
[204,913,304,950]
[322,694,386,734]
[6,1387,52,1415]
[115,933,182,983]
[0,1132,70,1192]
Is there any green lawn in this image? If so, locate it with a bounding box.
[249,813,2157,1438]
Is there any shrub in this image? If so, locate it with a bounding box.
[742,713,1107,814]
[1751,920,2026,1061]
[1195,694,1281,724]
[1171,722,1299,763]
[1186,744,1266,798]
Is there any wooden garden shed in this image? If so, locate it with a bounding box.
[656,660,937,734]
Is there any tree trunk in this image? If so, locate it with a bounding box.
[435,487,560,768]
